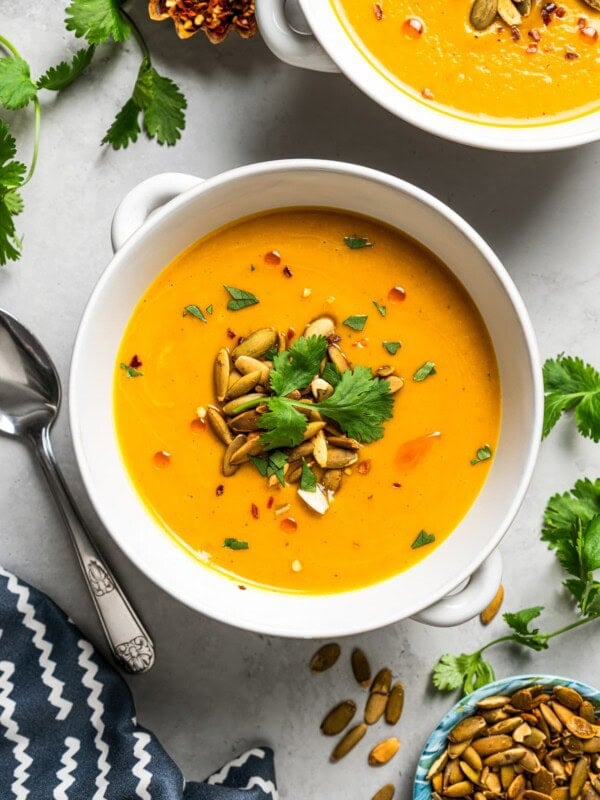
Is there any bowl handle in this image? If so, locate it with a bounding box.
[256,0,339,73]
[111,172,204,252]
[411,550,503,627]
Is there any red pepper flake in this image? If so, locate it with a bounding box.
[421,87,434,100]
[282,265,293,278]
[226,328,237,339]
[541,2,556,24]
[129,354,142,369]
[526,43,538,53]
[388,285,406,303]
[357,460,372,475]
[578,17,587,28]
[511,25,521,40]
[580,25,598,41]
[286,327,296,341]
[216,484,224,496]
[280,517,298,533]
[264,250,281,265]
[251,503,259,519]
[153,451,171,468]
[267,496,274,509]
[374,2,383,20]
[238,585,247,590]
[528,28,541,41]
[555,5,566,16]
[392,482,402,488]
[403,17,424,37]
[565,49,579,59]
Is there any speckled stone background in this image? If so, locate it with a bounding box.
[0,3,599,798]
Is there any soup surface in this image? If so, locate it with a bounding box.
[331,0,600,123]
[114,208,501,594]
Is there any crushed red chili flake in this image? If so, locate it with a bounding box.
[578,17,587,28]
[280,517,298,533]
[238,585,247,591]
[392,482,402,488]
[541,2,557,24]
[388,285,406,303]
[216,484,225,496]
[264,250,281,265]
[565,50,579,58]
[511,25,521,40]
[580,25,598,41]
[251,503,259,519]
[555,5,566,16]
[526,43,538,53]
[357,460,372,475]
[267,496,274,509]
[529,28,541,41]
[421,87,434,99]
[403,16,424,37]
[129,354,143,369]
[282,266,293,278]
[286,327,296,340]
[373,2,383,20]
[226,328,237,339]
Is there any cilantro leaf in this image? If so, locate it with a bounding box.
[300,461,317,492]
[471,444,492,465]
[432,652,495,695]
[503,606,548,650]
[249,450,288,486]
[383,341,401,356]
[0,57,37,110]
[102,98,141,149]
[543,355,600,441]
[223,538,248,550]
[373,300,386,317]
[259,397,307,449]
[411,530,435,549]
[413,361,437,382]
[344,235,373,249]
[183,304,207,322]
[270,335,328,396]
[317,365,394,443]
[120,362,143,378]
[133,61,186,146]
[321,362,342,387]
[37,46,96,91]
[343,315,368,332]
[0,122,26,266]
[224,285,259,312]
[65,0,131,44]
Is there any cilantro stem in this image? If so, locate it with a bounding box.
[119,7,151,62]
[479,615,595,656]
[0,34,20,58]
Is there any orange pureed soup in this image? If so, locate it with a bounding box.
[331,0,600,123]
[114,208,501,594]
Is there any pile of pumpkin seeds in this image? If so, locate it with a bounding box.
[205,316,403,512]
[426,682,600,799]
[470,0,599,32]
[310,643,404,800]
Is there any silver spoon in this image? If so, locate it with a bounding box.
[0,309,155,674]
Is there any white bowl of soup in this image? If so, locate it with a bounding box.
[70,160,542,637]
[256,0,600,151]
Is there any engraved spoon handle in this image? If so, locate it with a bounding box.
[30,426,155,673]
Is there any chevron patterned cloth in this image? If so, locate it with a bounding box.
[0,567,277,799]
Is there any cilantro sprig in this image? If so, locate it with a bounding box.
[432,478,600,697]
[543,355,600,442]
[252,334,395,447]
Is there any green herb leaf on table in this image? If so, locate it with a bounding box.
[300,461,317,493]
[373,300,386,317]
[65,0,132,44]
[249,451,288,487]
[224,285,259,312]
[102,98,141,149]
[432,652,496,695]
[413,361,436,382]
[37,46,96,91]
[0,56,37,110]
[258,398,308,450]
[132,61,187,146]
[503,606,549,650]
[120,362,143,378]
[411,530,436,549]
[343,315,368,332]
[471,444,492,465]
[542,355,600,442]
[269,335,328,396]
[223,538,249,550]
[383,341,401,356]
[183,305,207,322]
[343,235,373,249]
[0,122,26,265]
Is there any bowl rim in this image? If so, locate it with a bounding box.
[298,0,600,152]
[413,673,600,799]
[69,158,543,637]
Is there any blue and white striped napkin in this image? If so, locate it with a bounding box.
[0,567,277,799]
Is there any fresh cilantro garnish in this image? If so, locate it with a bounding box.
[543,355,600,442]
[102,98,140,148]
[300,461,317,493]
[183,305,207,322]
[413,361,436,382]
[0,121,26,265]
[223,538,249,550]
[322,362,342,388]
[120,362,143,378]
[432,653,496,695]
[65,0,132,44]
[344,235,373,249]
[383,341,401,356]
[206,304,214,315]
[373,300,386,317]
[249,451,288,487]
[0,56,37,109]
[224,285,259,312]
[270,335,328,396]
[258,397,309,449]
[343,315,368,332]
[37,47,96,91]
[503,606,548,650]
[471,444,492,465]
[411,530,435,549]
[262,345,279,361]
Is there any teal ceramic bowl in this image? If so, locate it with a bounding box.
[413,674,600,799]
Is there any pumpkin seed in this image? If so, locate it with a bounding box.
[532,767,555,794]
[214,348,231,402]
[444,782,474,798]
[385,375,404,394]
[375,365,394,377]
[328,343,350,373]
[580,701,596,724]
[351,648,371,686]
[368,737,400,766]
[312,429,328,467]
[207,405,234,445]
[520,791,553,800]
[305,316,336,339]
[365,692,389,725]
[514,0,532,15]
[322,468,343,493]
[570,756,590,797]
[326,435,362,450]
[480,585,504,625]
[325,447,359,469]
[476,695,512,710]
[371,785,395,800]
[484,748,527,767]
[582,0,600,9]
[470,0,498,30]
[385,683,405,725]
[554,687,584,711]
[229,409,262,432]
[426,750,449,780]
[302,421,326,442]
[450,716,488,744]
[222,393,264,416]
[497,0,522,25]
[310,375,334,401]
[330,723,367,762]
[508,774,526,798]
[229,433,264,465]
[473,734,514,756]
[371,667,392,694]
[231,327,277,360]
[310,642,341,672]
[226,370,263,399]
[463,746,483,772]
[320,700,357,736]
[222,434,246,477]
[234,355,271,384]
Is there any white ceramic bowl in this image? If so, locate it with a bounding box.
[256,0,600,152]
[70,160,542,638]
